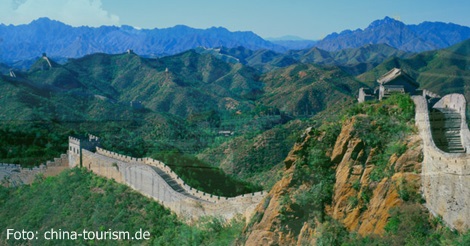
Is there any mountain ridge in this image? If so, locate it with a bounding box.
[0,17,285,63]
[316,16,470,52]
[2,17,470,64]
[201,43,412,74]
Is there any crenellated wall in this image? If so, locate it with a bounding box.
[79,146,266,221]
[413,94,470,231]
[0,154,69,187]
[68,136,81,168]
[2,135,267,221]
[68,136,100,168]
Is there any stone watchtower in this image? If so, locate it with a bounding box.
[68,135,100,168]
[358,68,420,102]
[377,68,419,100]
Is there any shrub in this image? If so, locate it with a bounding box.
[348,196,359,208]
[315,218,349,246]
[351,179,361,191]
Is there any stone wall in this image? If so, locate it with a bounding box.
[413,94,470,231]
[432,93,470,152]
[68,136,100,168]
[82,147,266,221]
[68,136,81,168]
[0,154,69,187]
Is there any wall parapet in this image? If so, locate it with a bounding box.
[414,95,470,175]
[68,136,81,146]
[423,89,441,99]
[0,154,69,187]
[91,146,267,220]
[432,93,470,152]
[95,147,266,203]
[413,94,470,231]
[0,164,21,169]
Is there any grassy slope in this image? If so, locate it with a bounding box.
[59,51,262,118]
[0,168,244,246]
[260,64,364,115]
[197,119,307,188]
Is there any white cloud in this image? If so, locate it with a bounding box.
[0,0,119,26]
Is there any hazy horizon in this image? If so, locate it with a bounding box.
[0,0,468,40]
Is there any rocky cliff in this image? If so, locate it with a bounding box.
[326,117,422,235]
[240,96,423,244]
[241,127,321,245]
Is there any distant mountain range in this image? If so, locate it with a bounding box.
[316,17,470,52]
[1,17,470,64]
[0,17,284,62]
[195,43,411,75]
[267,36,317,50]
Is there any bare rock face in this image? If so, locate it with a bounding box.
[296,222,317,246]
[243,170,294,245]
[284,127,312,169]
[331,118,357,163]
[241,115,423,244]
[242,128,315,245]
[327,117,422,235]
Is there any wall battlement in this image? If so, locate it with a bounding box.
[95,147,265,203]
[413,94,470,231]
[68,136,81,145]
[0,154,69,187]
[0,164,21,168]
[76,143,266,221]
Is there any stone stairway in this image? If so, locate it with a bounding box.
[149,166,204,201]
[429,108,466,153]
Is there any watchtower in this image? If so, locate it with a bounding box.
[377,68,419,100]
[9,69,16,78]
[68,135,100,168]
[358,68,420,103]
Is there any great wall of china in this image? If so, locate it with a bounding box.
[0,154,68,186]
[414,93,470,231]
[1,135,266,221]
[1,92,470,230]
[68,135,266,221]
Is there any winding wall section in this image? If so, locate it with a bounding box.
[70,145,266,221]
[413,94,470,231]
[0,154,69,187]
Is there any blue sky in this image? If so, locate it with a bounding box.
[0,0,468,40]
